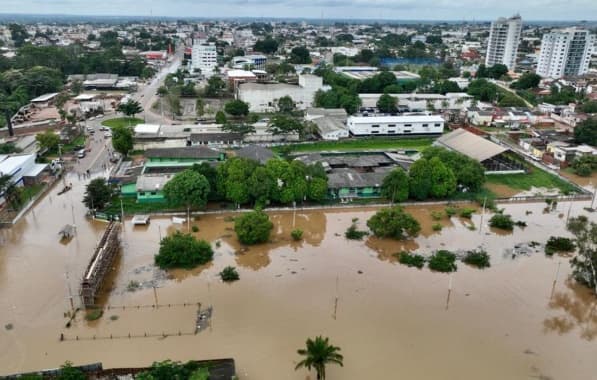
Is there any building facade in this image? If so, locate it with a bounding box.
[536,29,595,79]
[485,14,522,70]
[347,114,444,136]
[191,43,218,77]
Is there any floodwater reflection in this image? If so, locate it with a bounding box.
[544,279,597,341]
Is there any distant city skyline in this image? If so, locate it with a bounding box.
[2,0,597,21]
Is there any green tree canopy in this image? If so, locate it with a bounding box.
[566,215,597,293]
[428,157,457,198]
[163,169,210,209]
[421,147,485,192]
[215,110,227,124]
[289,46,312,64]
[234,209,273,245]
[381,167,409,202]
[35,130,60,153]
[574,118,597,146]
[224,99,250,117]
[155,232,213,269]
[376,93,398,113]
[111,125,133,156]
[295,336,343,380]
[254,37,279,54]
[367,206,421,240]
[408,158,432,200]
[277,95,295,113]
[83,178,112,210]
[116,99,143,118]
[511,72,541,90]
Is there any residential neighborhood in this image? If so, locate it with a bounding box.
[0,7,596,380]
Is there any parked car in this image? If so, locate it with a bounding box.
[77,149,86,159]
[104,131,112,138]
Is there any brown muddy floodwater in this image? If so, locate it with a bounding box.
[0,172,596,380]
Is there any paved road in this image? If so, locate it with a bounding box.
[132,47,183,124]
[73,116,116,177]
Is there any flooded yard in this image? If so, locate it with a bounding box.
[0,172,596,380]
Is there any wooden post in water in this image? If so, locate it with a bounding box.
[478,197,486,235]
[550,261,562,300]
[332,275,339,320]
[153,286,159,308]
[445,273,453,310]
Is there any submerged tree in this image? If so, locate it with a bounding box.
[295,336,343,380]
[83,178,112,210]
[567,216,597,293]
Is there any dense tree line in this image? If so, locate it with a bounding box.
[381,147,486,202]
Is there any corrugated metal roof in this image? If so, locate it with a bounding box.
[434,129,507,162]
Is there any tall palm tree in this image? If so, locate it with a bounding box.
[295,336,343,380]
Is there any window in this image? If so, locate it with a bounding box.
[388,124,396,128]
[404,130,412,133]
[434,123,441,127]
[404,124,412,127]
[150,192,157,195]
[422,124,428,127]
[139,192,145,196]
[388,130,395,134]
[371,124,380,128]
[371,131,379,134]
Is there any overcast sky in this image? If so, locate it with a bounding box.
[2,0,596,21]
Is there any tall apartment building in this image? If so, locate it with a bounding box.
[536,29,595,79]
[485,14,522,70]
[191,43,217,77]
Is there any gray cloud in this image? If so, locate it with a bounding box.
[1,0,596,20]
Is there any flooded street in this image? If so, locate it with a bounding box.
[0,172,596,380]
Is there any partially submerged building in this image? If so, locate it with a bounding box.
[434,129,525,173]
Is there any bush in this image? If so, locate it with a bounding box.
[463,249,491,268]
[85,308,103,321]
[489,213,514,230]
[219,266,240,282]
[545,236,575,256]
[459,208,475,219]
[431,210,444,221]
[428,250,457,272]
[127,280,140,292]
[396,251,425,268]
[234,209,273,245]
[155,232,214,269]
[367,206,421,240]
[345,223,368,240]
[432,223,442,231]
[445,206,458,217]
[291,228,304,241]
[191,225,199,232]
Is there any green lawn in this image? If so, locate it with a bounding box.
[62,135,86,152]
[275,137,434,154]
[485,167,579,194]
[102,117,144,129]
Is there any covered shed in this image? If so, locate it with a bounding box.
[434,129,524,173]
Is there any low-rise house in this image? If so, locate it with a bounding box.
[305,108,348,141]
[134,174,172,203]
[547,142,597,166]
[190,133,243,148]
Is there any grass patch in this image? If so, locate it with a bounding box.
[459,207,476,219]
[275,137,434,154]
[62,135,86,152]
[126,280,140,292]
[428,250,457,272]
[396,251,425,269]
[485,167,578,194]
[489,213,514,231]
[103,196,183,215]
[431,222,442,231]
[463,249,491,269]
[102,117,144,129]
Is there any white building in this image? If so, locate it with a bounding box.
[485,14,522,70]
[231,55,267,70]
[191,43,218,77]
[237,74,326,113]
[536,29,595,79]
[358,93,473,111]
[305,108,349,141]
[347,114,444,136]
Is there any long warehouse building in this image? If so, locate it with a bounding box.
[347,114,444,136]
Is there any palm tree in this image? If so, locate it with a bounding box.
[295,336,343,380]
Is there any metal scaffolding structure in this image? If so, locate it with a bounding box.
[80,221,121,308]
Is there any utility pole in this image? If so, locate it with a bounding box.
[478,196,486,234]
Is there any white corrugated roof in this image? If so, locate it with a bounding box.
[348,114,444,124]
[134,124,161,134]
[434,129,507,162]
